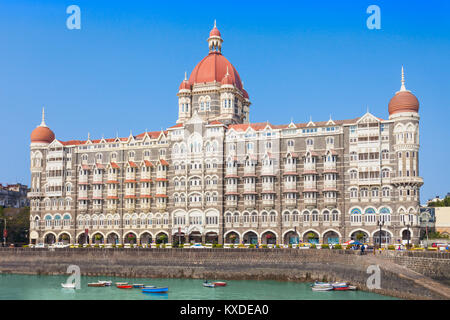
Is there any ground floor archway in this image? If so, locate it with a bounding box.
[225,231,240,244]
[283,231,299,245]
[140,232,152,245]
[373,230,391,245]
[350,230,369,243]
[92,233,104,244]
[44,233,56,245]
[205,232,218,244]
[124,232,137,244]
[107,232,119,244]
[243,231,258,245]
[323,231,340,245]
[58,233,71,244]
[77,233,89,245]
[303,231,319,244]
[189,231,202,244]
[155,232,168,244]
[261,231,277,245]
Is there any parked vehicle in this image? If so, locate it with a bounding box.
[191,243,206,249]
[142,287,169,293]
[34,243,47,249]
[49,242,70,249]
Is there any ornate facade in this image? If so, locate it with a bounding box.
[28,24,423,246]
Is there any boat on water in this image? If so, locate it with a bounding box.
[61,283,76,289]
[143,285,156,289]
[348,285,357,290]
[88,282,105,287]
[311,285,333,291]
[115,282,128,286]
[97,280,112,286]
[132,284,145,288]
[331,282,348,288]
[333,286,350,291]
[117,285,133,289]
[212,282,227,287]
[311,281,331,287]
[203,282,216,288]
[142,287,169,293]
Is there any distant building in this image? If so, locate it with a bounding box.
[0,183,29,208]
[435,207,450,236]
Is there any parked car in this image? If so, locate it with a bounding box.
[49,242,70,249]
[191,243,206,249]
[34,243,47,249]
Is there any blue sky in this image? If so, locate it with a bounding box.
[0,0,449,203]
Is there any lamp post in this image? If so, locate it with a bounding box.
[377,219,384,249]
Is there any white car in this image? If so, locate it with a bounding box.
[49,242,70,249]
[191,243,206,249]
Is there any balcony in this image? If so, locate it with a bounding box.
[156,202,167,210]
[244,184,256,193]
[284,163,296,172]
[391,176,424,186]
[107,174,118,182]
[262,183,274,193]
[93,175,103,184]
[226,199,238,207]
[285,198,297,206]
[244,166,256,176]
[284,182,296,190]
[262,199,274,207]
[304,182,317,190]
[323,163,337,172]
[78,175,88,184]
[226,185,237,194]
[78,190,88,199]
[226,167,237,177]
[244,199,256,208]
[156,170,167,180]
[156,187,166,195]
[304,163,316,171]
[324,181,337,189]
[261,166,276,176]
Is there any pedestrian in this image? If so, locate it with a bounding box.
[360,244,365,255]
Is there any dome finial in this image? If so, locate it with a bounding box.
[400,65,406,91]
[208,21,223,53]
[184,71,187,81]
[40,107,47,127]
[214,19,216,28]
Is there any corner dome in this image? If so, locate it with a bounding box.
[388,67,419,116]
[388,91,419,115]
[31,108,55,144]
[31,126,55,144]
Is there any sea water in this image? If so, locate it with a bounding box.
[0,274,396,300]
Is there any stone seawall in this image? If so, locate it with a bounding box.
[0,248,449,300]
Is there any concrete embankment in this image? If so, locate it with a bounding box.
[0,248,449,300]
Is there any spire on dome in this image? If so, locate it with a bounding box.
[40,107,47,127]
[400,65,406,91]
[184,71,187,81]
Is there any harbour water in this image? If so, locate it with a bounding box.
[0,274,396,300]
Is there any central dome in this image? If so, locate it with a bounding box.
[188,52,243,90]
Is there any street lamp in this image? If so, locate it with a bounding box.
[377,219,385,249]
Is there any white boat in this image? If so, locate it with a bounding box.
[331,282,348,288]
[348,285,357,290]
[61,283,76,289]
[203,282,216,288]
[98,280,112,286]
[311,285,333,291]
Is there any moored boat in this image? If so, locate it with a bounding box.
[88,282,105,287]
[331,282,348,288]
[212,282,227,287]
[311,285,333,291]
[98,280,112,286]
[348,285,357,290]
[203,282,216,288]
[333,286,350,291]
[132,284,145,288]
[115,282,128,287]
[143,285,156,289]
[61,283,76,289]
[142,287,169,293]
[117,285,133,289]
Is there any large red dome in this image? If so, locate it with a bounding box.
[388,91,419,115]
[188,52,243,90]
[31,126,55,144]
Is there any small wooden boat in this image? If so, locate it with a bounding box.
[61,283,76,289]
[143,285,156,289]
[142,287,168,293]
[311,285,333,291]
[348,285,357,290]
[213,281,227,287]
[132,284,145,288]
[117,285,133,289]
[88,282,105,287]
[312,281,331,287]
[203,282,216,288]
[98,280,112,286]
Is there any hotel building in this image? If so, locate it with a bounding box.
[28,24,423,246]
